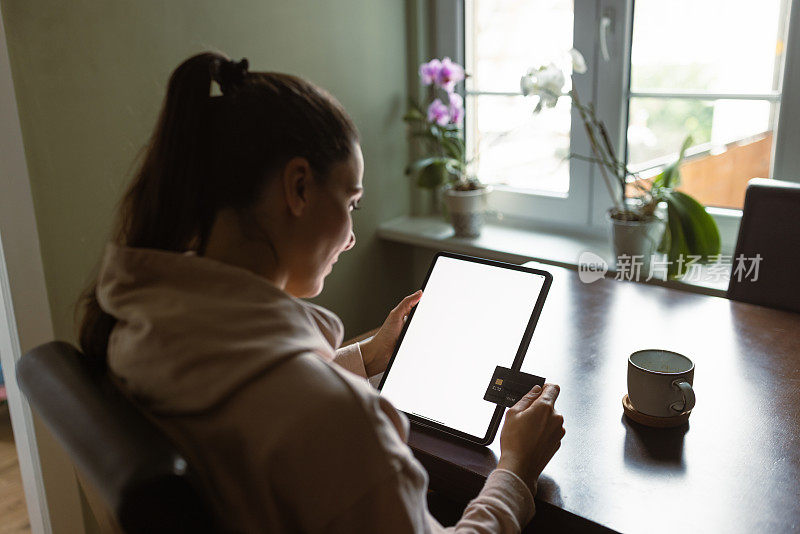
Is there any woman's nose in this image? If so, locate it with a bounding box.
[344,231,356,251]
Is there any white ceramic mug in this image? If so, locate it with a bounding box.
[627,349,695,417]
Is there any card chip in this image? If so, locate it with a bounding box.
[495,378,503,385]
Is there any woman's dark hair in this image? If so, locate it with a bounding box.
[77,51,359,365]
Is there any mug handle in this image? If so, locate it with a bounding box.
[670,379,696,412]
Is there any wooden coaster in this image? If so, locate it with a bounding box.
[622,394,691,428]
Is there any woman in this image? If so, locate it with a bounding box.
[79,52,565,533]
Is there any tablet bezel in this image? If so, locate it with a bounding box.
[377,251,553,446]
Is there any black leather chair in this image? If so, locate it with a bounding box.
[727,178,800,313]
[16,341,220,534]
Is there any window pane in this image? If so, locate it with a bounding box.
[631,0,790,93]
[468,0,573,93]
[469,95,569,194]
[628,98,776,209]
[467,0,574,194]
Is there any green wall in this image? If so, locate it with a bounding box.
[2,0,415,343]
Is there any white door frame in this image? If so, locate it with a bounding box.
[0,4,85,533]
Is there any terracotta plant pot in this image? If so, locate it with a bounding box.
[443,186,491,237]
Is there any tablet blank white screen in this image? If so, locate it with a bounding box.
[380,256,547,438]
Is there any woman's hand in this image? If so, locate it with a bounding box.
[497,383,565,493]
[360,290,422,376]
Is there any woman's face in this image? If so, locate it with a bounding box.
[283,143,364,298]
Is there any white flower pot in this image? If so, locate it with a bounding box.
[443,186,491,237]
[608,211,666,276]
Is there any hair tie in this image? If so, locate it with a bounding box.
[211,57,249,95]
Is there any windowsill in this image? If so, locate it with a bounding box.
[377,216,729,297]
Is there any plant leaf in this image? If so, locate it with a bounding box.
[651,169,667,191]
[411,130,437,142]
[665,200,690,278]
[416,161,449,189]
[408,97,426,116]
[444,158,464,176]
[653,135,693,190]
[663,190,721,259]
[405,156,447,175]
[402,109,425,122]
[440,137,464,160]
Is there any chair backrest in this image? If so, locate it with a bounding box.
[727,178,800,313]
[16,341,219,534]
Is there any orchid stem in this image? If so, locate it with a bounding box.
[571,88,623,211]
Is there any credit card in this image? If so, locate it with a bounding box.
[483,366,546,408]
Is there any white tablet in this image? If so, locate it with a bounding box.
[378,252,552,445]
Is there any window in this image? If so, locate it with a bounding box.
[466,0,574,195]
[463,0,596,224]
[437,0,799,245]
[627,0,790,210]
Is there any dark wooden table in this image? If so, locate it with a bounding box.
[404,262,800,533]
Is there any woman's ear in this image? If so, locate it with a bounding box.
[282,157,313,217]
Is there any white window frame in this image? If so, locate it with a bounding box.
[458,0,599,229]
[435,0,800,251]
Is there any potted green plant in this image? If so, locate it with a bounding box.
[520,50,720,278]
[404,57,490,238]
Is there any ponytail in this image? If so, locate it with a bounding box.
[78,52,359,365]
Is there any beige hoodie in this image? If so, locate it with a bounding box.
[96,244,535,533]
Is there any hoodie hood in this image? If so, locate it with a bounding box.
[96,243,344,414]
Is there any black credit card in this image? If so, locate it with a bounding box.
[484,366,546,408]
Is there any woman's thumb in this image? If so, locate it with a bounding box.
[392,290,422,320]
